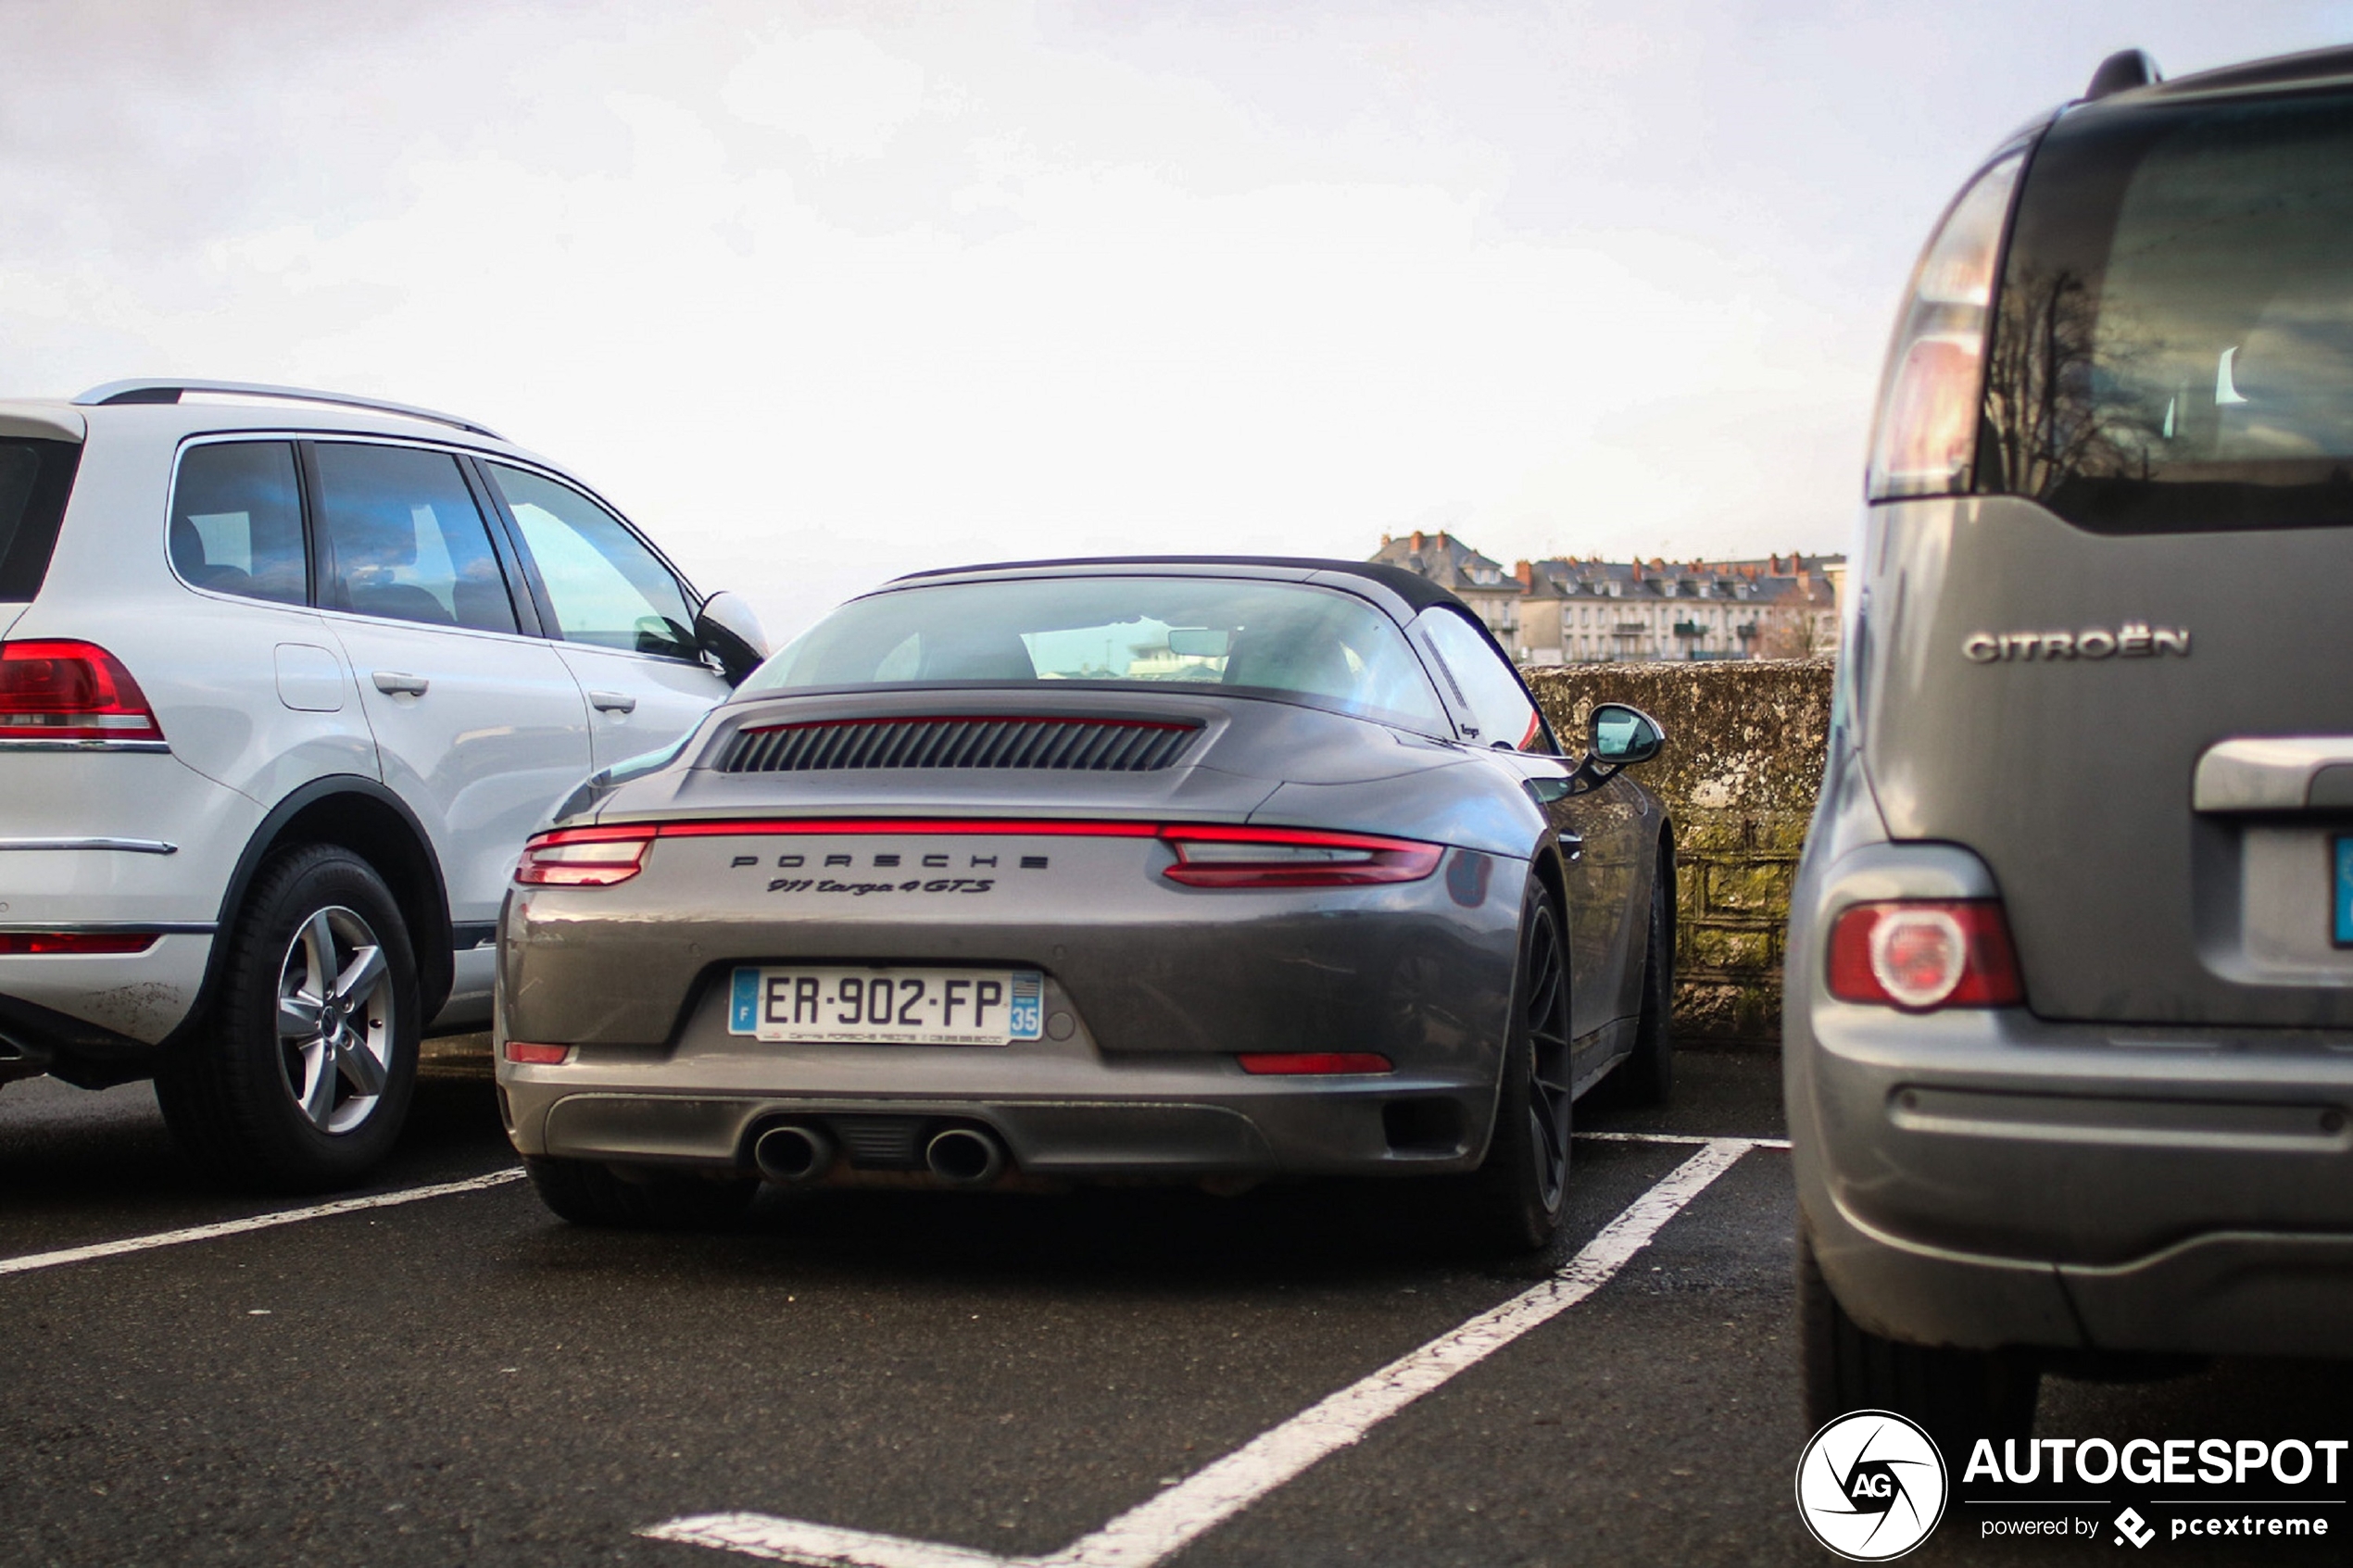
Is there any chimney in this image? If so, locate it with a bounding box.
[1514,559,1534,587]
[1380,533,1391,546]
[1410,531,1426,553]
[1630,559,1643,582]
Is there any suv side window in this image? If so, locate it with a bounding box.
[1418,607,1548,750]
[484,462,697,659]
[313,443,518,634]
[170,442,308,606]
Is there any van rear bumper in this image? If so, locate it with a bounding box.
[1791,998,2353,1357]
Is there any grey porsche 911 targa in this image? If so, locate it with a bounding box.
[494,557,1674,1249]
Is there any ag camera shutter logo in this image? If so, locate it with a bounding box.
[1795,1410,1949,1560]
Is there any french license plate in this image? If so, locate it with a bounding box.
[2334,838,2353,947]
[728,966,1044,1045]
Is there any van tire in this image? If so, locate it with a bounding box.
[1798,1229,2038,1456]
[157,845,420,1192]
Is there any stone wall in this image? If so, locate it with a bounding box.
[1523,659,1833,1047]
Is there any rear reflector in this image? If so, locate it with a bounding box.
[1162,826,1442,888]
[1237,1052,1394,1075]
[0,931,158,955]
[515,826,655,886]
[502,1041,573,1065]
[1827,900,2023,1010]
[0,640,166,744]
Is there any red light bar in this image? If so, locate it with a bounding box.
[1237,1052,1394,1075]
[652,818,1163,839]
[502,1041,573,1065]
[0,931,159,956]
[516,818,1447,891]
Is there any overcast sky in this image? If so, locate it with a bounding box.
[5,1,2349,638]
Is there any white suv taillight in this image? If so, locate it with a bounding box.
[0,640,166,745]
[1827,899,2023,1011]
[1866,151,2023,500]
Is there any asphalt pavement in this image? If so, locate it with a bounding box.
[3,1049,2348,1567]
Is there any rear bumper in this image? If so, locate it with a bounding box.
[1791,997,2353,1358]
[497,1038,1495,1179]
[0,933,214,1084]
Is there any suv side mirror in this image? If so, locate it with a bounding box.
[695,591,770,686]
[1590,702,1665,767]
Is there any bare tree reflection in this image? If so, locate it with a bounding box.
[1979,267,2162,497]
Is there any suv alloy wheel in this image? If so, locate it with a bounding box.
[157,845,420,1190]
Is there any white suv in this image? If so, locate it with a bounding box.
[0,381,767,1188]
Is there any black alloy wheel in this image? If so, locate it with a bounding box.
[525,1156,760,1231]
[157,845,421,1191]
[1464,882,1574,1253]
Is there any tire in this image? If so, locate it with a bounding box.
[157,845,420,1191]
[1607,842,1676,1106]
[525,1156,759,1231]
[1798,1229,2038,1457]
[1461,882,1574,1254]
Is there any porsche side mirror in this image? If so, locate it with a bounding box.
[695,591,770,686]
[1590,702,1665,767]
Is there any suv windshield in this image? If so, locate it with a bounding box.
[1982,91,2353,533]
[742,575,1449,731]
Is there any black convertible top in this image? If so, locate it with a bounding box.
[889,556,1470,615]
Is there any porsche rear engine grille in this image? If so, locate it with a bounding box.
[718,716,1200,773]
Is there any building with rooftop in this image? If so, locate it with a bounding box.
[1371,533,1843,665]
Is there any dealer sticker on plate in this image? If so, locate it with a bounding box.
[729,966,1044,1045]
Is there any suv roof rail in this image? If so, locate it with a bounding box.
[2084,48,2160,101]
[70,379,503,441]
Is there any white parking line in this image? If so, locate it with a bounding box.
[1577,1130,1792,1150]
[644,1135,1760,1568]
[0,1168,527,1278]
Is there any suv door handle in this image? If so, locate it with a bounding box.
[587,690,637,714]
[371,671,430,696]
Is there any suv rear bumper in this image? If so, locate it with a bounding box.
[1790,997,2353,1358]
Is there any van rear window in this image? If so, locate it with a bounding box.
[1981,92,2353,533]
[0,438,82,599]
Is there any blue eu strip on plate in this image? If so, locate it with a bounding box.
[2334,837,2353,947]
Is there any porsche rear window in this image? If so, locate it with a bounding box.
[744,576,1450,731]
[1982,91,2353,532]
[0,438,82,600]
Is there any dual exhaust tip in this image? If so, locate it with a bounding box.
[750,1121,1008,1188]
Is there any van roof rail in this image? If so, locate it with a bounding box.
[71,380,502,441]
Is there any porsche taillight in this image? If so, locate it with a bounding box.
[1160,825,1442,889]
[0,640,166,744]
[515,826,655,886]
